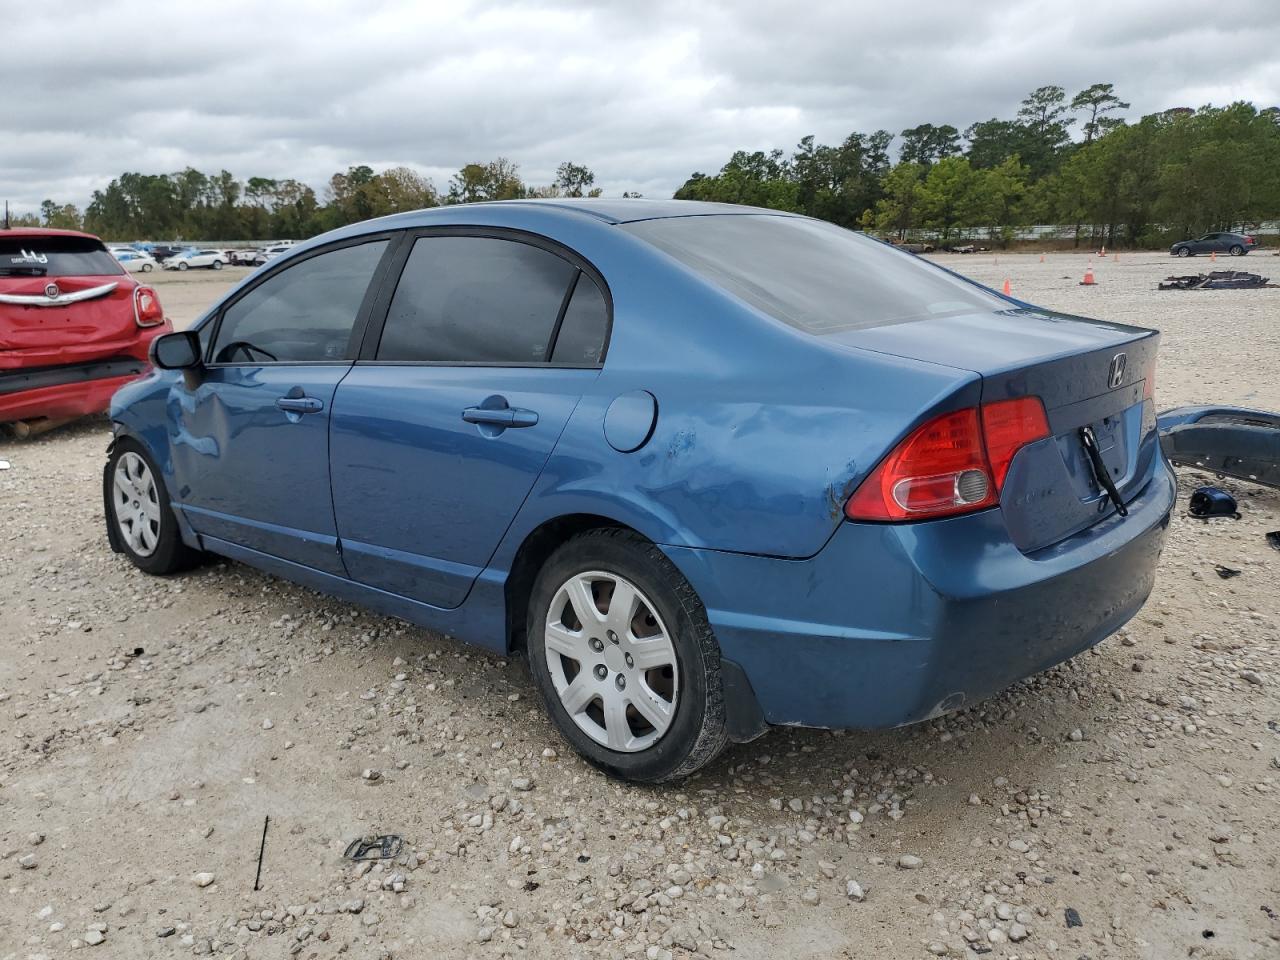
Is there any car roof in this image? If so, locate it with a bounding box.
[466,198,800,224]
[0,227,102,241]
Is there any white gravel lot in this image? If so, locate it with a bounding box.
[1,252,1277,960]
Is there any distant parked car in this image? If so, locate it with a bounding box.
[162,249,226,271]
[1170,232,1257,257]
[105,199,1175,782]
[1,228,169,429]
[251,244,294,265]
[228,249,261,266]
[114,250,159,273]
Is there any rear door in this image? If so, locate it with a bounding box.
[172,237,393,574]
[329,230,610,609]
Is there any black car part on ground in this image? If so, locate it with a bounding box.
[1158,405,1280,489]
[1187,486,1240,520]
[1158,271,1273,290]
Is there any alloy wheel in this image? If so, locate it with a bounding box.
[543,571,679,752]
[113,451,161,557]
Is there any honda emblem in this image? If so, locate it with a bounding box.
[1107,352,1127,389]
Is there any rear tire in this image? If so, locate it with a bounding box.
[212,260,223,270]
[527,528,729,782]
[140,263,153,272]
[1229,245,1244,257]
[105,439,203,575]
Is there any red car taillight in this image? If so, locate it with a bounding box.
[134,285,165,327]
[845,397,1050,522]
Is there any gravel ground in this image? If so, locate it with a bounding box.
[2,252,1277,960]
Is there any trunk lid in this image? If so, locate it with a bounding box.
[832,308,1160,552]
[0,274,139,355]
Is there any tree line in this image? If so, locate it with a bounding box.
[675,85,1280,246]
[13,83,1280,246]
[18,160,606,241]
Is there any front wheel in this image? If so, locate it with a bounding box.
[1176,247,1191,258]
[177,261,189,271]
[527,529,730,782]
[1229,245,1244,257]
[105,440,202,575]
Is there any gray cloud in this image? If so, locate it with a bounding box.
[2,0,1277,214]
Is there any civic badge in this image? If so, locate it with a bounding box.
[1107,352,1127,389]
[44,282,60,299]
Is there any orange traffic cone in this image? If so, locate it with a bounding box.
[1039,253,1046,263]
[1100,244,1107,257]
[1080,262,1097,286]
[1210,249,1217,262]
[1002,278,1011,296]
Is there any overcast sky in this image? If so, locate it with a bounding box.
[3,0,1278,214]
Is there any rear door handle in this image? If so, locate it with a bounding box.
[462,406,538,428]
[276,396,324,414]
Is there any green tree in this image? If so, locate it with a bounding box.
[1071,83,1130,143]
[899,124,961,166]
[447,158,525,203]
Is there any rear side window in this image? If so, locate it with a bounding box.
[551,274,609,364]
[376,236,578,363]
[211,239,387,363]
[0,236,123,277]
[623,215,1005,334]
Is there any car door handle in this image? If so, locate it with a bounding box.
[462,406,539,428]
[276,396,324,414]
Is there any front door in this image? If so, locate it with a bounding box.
[329,232,611,608]
[172,238,391,575]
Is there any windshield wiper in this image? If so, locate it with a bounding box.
[0,266,49,276]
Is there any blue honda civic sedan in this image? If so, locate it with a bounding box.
[105,200,1175,781]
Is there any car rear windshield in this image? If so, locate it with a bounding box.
[0,236,123,277]
[622,214,1004,334]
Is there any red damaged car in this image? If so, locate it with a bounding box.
[1,228,170,433]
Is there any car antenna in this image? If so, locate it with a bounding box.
[3,200,10,230]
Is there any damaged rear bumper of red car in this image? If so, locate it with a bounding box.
[0,329,167,425]
[0,358,152,422]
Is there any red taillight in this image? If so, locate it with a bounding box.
[982,397,1051,488]
[845,397,1050,522]
[134,285,165,327]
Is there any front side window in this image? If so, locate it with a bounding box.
[376,236,578,363]
[211,239,387,363]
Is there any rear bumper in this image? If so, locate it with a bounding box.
[0,326,167,424]
[662,460,1176,731]
[0,369,149,423]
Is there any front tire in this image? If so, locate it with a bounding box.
[178,261,189,271]
[1176,247,1191,258]
[527,529,730,782]
[105,439,202,575]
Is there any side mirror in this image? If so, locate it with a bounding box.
[150,331,202,370]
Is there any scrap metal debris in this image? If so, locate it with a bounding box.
[1267,531,1280,551]
[1065,907,1084,928]
[1214,564,1242,579]
[1158,270,1273,290]
[343,834,403,861]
